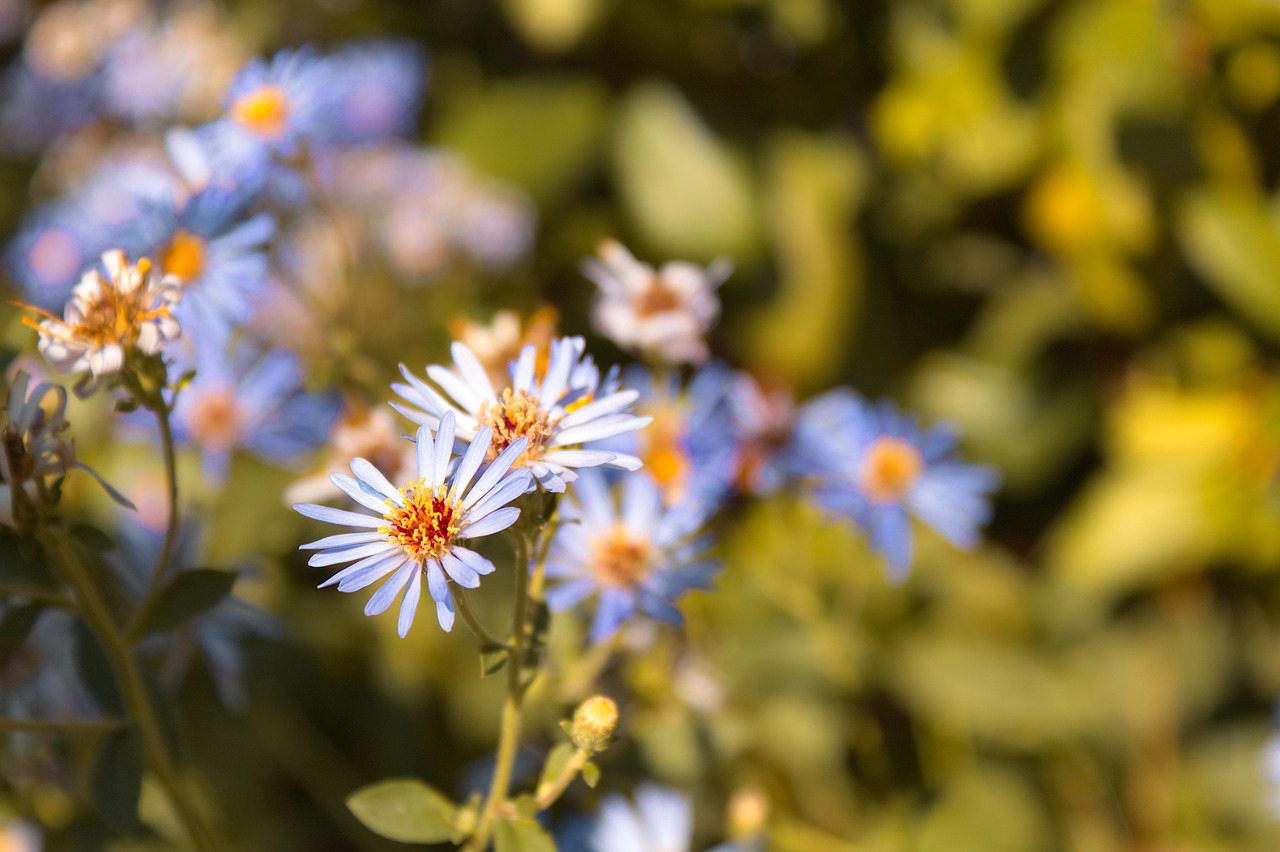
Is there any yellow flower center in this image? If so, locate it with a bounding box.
[231,84,290,140]
[160,229,208,282]
[186,387,243,450]
[379,479,462,561]
[475,388,555,466]
[592,528,653,588]
[857,437,923,504]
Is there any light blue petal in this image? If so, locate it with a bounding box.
[294,503,383,529]
[397,570,422,637]
[365,560,415,615]
[458,506,520,539]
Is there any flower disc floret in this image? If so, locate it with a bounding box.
[857,436,923,505]
[381,480,461,560]
[475,387,553,464]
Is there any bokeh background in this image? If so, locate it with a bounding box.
[5,0,1280,849]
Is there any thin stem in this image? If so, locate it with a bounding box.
[0,717,127,736]
[532,747,589,811]
[465,531,534,852]
[126,401,180,641]
[39,526,217,852]
[451,584,511,651]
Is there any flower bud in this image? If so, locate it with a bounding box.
[569,695,618,753]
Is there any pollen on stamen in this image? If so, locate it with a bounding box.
[857,436,924,505]
[475,388,554,466]
[379,479,462,561]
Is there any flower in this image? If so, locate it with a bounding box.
[449,307,559,391]
[293,412,534,636]
[591,364,738,508]
[315,40,428,146]
[726,371,797,497]
[222,47,331,157]
[169,332,339,482]
[4,205,100,309]
[20,249,183,389]
[393,337,650,492]
[589,785,751,852]
[793,390,1000,580]
[544,471,718,642]
[582,239,731,365]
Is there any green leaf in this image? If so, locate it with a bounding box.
[536,742,576,799]
[73,619,123,715]
[346,778,459,844]
[580,761,600,789]
[494,816,557,852]
[136,569,237,636]
[480,645,509,678]
[0,604,44,657]
[90,729,143,834]
[513,795,538,821]
[70,523,117,553]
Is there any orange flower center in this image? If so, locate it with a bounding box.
[642,408,688,501]
[22,257,170,349]
[231,85,290,140]
[186,387,243,450]
[636,277,683,317]
[592,528,653,588]
[160,229,208,282]
[379,479,462,561]
[475,388,554,466]
[857,437,923,504]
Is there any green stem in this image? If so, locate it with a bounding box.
[532,747,589,811]
[126,401,180,641]
[39,526,217,852]
[0,717,126,736]
[465,532,534,852]
[451,584,511,651]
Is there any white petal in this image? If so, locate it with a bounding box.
[458,506,521,539]
[350,458,403,505]
[463,437,528,508]
[308,540,392,568]
[440,551,481,588]
[432,411,456,487]
[397,571,423,637]
[451,342,497,402]
[330,473,391,513]
[294,503,383,529]
[365,561,416,615]
[299,531,383,550]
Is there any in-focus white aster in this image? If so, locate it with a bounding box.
[293,412,533,636]
[582,239,731,365]
[20,249,182,389]
[393,336,651,492]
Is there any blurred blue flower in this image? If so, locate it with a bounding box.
[170,333,339,482]
[316,40,428,146]
[545,471,719,643]
[793,390,1000,580]
[221,47,332,159]
[5,206,101,308]
[127,185,276,333]
[0,64,100,152]
[589,785,751,852]
[725,372,797,497]
[393,337,650,492]
[293,412,534,636]
[591,364,738,510]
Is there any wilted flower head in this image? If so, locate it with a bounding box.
[20,249,182,390]
[582,239,731,365]
[793,390,1000,580]
[393,337,650,492]
[545,471,718,642]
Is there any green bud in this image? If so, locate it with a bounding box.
[569,696,619,754]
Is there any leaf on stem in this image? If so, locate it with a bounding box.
[535,742,576,800]
[135,569,236,636]
[346,778,459,844]
[89,728,143,834]
[494,815,556,852]
[480,644,509,677]
[73,619,124,715]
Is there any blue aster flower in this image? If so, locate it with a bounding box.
[124,182,275,333]
[315,40,428,146]
[293,412,535,636]
[169,333,339,482]
[793,390,1000,581]
[393,337,650,492]
[589,785,753,852]
[544,471,719,643]
[590,364,738,509]
[725,371,797,497]
[5,206,101,309]
[221,47,332,160]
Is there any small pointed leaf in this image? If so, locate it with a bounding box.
[346,778,459,844]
